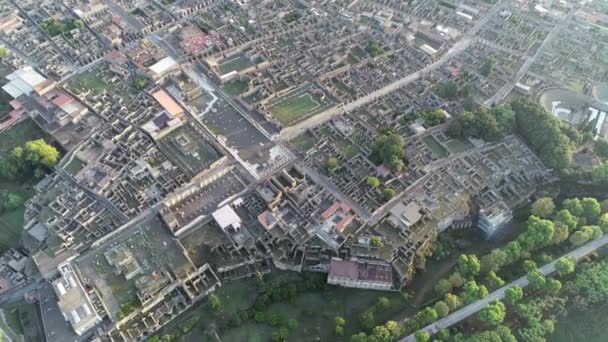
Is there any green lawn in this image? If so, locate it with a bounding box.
[551,302,608,342]
[0,89,13,121]
[1,299,42,341]
[422,135,449,158]
[336,139,360,159]
[269,93,320,126]
[0,119,46,156]
[68,71,114,94]
[289,132,317,152]
[220,286,408,341]
[223,79,248,96]
[65,157,86,175]
[218,55,252,75]
[0,119,51,253]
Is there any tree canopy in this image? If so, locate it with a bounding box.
[458,254,481,278]
[447,105,514,142]
[370,133,407,172]
[478,300,506,326]
[531,197,555,218]
[573,260,608,303]
[0,139,59,181]
[504,285,524,305]
[511,98,573,170]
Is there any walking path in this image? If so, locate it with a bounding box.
[399,234,608,341]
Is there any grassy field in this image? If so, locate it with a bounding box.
[269,93,320,126]
[549,303,608,342]
[1,299,42,341]
[218,55,252,75]
[220,285,409,341]
[0,119,46,156]
[68,71,114,94]
[422,135,449,158]
[289,132,317,152]
[0,119,51,253]
[65,157,86,175]
[223,79,248,96]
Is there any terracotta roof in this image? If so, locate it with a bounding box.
[329,259,358,279]
[152,90,184,117]
[321,201,352,220]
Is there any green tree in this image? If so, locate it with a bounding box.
[209,293,222,313]
[502,241,522,263]
[551,223,570,245]
[436,81,459,99]
[335,325,344,337]
[555,257,576,275]
[462,281,488,304]
[434,300,450,318]
[479,59,494,77]
[504,285,523,305]
[511,98,572,170]
[582,197,601,223]
[415,331,430,342]
[481,249,508,273]
[555,209,578,231]
[360,310,375,329]
[0,46,8,59]
[484,271,505,289]
[527,268,546,290]
[351,332,368,342]
[531,197,555,218]
[545,278,562,295]
[370,236,384,248]
[518,216,555,250]
[335,316,346,327]
[326,157,339,170]
[418,109,446,127]
[444,293,463,311]
[448,272,466,288]
[5,193,23,210]
[382,188,396,201]
[418,307,438,325]
[287,318,298,329]
[23,139,59,167]
[134,75,148,90]
[562,198,584,217]
[569,229,590,246]
[478,300,506,325]
[434,279,453,295]
[367,176,380,187]
[573,260,608,303]
[599,213,608,233]
[457,254,481,278]
[592,162,608,184]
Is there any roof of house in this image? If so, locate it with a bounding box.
[389,201,422,226]
[257,210,277,230]
[329,259,358,279]
[212,205,241,229]
[149,56,178,75]
[321,201,352,220]
[152,90,184,117]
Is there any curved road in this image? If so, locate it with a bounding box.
[400,233,608,341]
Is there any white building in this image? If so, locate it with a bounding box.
[51,262,102,335]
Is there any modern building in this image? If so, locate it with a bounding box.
[478,201,512,239]
[51,262,102,335]
[387,201,422,230]
[327,258,393,290]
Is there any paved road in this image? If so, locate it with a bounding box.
[280,2,504,140]
[400,233,608,341]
